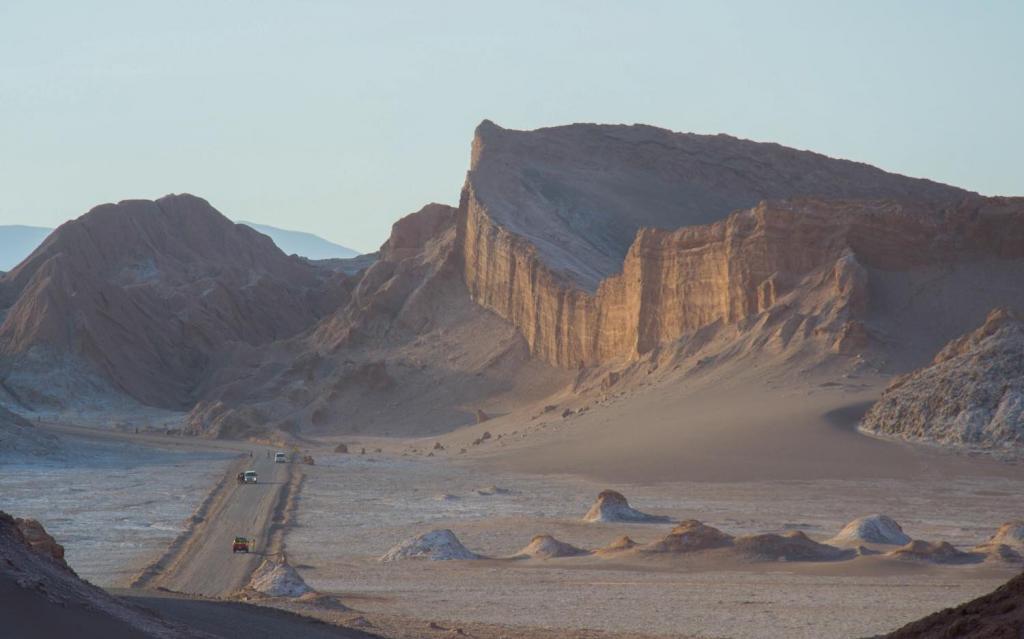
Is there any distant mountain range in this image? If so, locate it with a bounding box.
[238,221,360,259]
[0,220,358,272]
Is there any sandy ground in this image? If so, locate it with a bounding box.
[281,449,1020,639]
[0,432,234,586]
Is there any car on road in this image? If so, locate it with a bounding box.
[274,452,287,463]
[232,537,252,553]
[243,470,258,483]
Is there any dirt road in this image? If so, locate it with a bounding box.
[141,450,293,597]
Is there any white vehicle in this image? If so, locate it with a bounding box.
[243,470,258,484]
[274,452,287,463]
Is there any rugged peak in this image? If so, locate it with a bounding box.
[380,203,457,261]
[934,307,1022,364]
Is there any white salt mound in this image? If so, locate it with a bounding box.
[583,490,670,523]
[829,514,911,546]
[380,529,481,561]
[248,560,312,597]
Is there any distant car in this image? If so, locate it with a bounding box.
[232,536,252,553]
[243,470,258,483]
[274,452,287,463]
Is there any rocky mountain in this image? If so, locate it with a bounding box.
[186,203,566,438]
[0,194,347,410]
[3,121,1024,445]
[239,221,360,260]
[0,224,52,271]
[861,308,1024,448]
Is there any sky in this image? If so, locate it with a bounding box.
[1,1,1021,253]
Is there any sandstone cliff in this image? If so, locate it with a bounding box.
[860,308,1024,448]
[0,194,347,410]
[463,187,1024,368]
[458,121,999,369]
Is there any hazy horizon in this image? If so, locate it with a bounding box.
[2,1,1021,252]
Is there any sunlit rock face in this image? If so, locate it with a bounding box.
[461,130,1024,368]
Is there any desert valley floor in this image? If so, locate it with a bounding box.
[4,369,1022,639]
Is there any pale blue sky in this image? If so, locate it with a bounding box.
[1,1,1021,253]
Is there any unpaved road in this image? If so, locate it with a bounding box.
[144,451,292,597]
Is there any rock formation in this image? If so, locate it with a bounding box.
[13,517,67,567]
[829,514,912,546]
[0,194,346,410]
[583,490,671,523]
[380,529,481,561]
[641,520,735,553]
[861,308,1024,447]
[877,570,1024,638]
[597,536,638,555]
[732,531,852,562]
[985,521,1024,548]
[463,168,1024,369]
[458,121,1024,370]
[972,521,1024,562]
[515,534,590,558]
[884,540,980,564]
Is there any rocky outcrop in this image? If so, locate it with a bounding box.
[0,194,347,410]
[861,308,1024,447]
[829,514,912,546]
[515,534,590,558]
[13,517,67,568]
[380,529,482,561]
[0,511,202,638]
[877,570,1024,638]
[583,490,670,523]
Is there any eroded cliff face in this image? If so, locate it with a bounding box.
[462,187,1024,368]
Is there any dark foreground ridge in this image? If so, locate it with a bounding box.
[875,570,1024,638]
